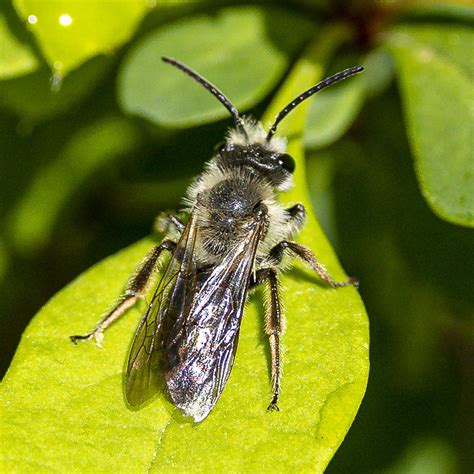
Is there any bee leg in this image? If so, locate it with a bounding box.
[253,268,283,411]
[153,213,185,235]
[285,203,306,235]
[70,240,176,345]
[270,241,358,288]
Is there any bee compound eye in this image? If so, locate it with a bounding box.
[278,153,295,173]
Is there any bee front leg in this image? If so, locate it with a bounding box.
[252,268,284,411]
[270,241,358,288]
[153,213,185,236]
[70,240,176,345]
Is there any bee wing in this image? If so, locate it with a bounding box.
[165,217,264,422]
[125,213,198,406]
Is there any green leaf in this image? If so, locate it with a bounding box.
[387,24,474,227]
[0,11,38,79]
[1,34,368,473]
[7,116,142,255]
[12,0,150,75]
[118,6,314,127]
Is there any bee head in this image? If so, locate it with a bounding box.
[216,125,295,190]
[161,57,363,189]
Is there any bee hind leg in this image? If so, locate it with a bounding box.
[252,268,283,411]
[70,240,176,345]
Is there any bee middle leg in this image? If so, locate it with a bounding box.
[252,268,283,411]
[285,203,306,235]
[70,240,176,345]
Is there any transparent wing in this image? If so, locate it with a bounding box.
[125,213,198,406]
[164,217,264,422]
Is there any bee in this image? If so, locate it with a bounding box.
[71,57,362,422]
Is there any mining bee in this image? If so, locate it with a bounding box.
[71,57,363,422]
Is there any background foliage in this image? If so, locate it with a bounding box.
[1,0,472,472]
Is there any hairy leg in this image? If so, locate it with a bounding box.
[252,267,284,411]
[70,240,176,344]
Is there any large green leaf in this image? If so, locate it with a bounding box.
[12,0,150,75]
[1,35,368,473]
[118,6,314,127]
[387,24,474,227]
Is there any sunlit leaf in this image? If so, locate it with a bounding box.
[1,35,368,473]
[387,24,474,227]
[0,11,38,79]
[118,6,314,127]
[12,0,151,75]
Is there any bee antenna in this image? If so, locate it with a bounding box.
[266,66,364,141]
[162,57,248,139]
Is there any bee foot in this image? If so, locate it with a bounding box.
[70,333,94,344]
[94,331,104,348]
[267,402,280,412]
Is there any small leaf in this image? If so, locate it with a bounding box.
[118,6,314,127]
[12,0,150,75]
[0,11,38,79]
[1,33,368,473]
[387,24,474,227]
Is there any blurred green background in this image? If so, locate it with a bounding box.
[1,0,472,472]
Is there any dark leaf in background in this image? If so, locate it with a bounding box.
[387,23,473,227]
[7,116,142,255]
[0,56,112,123]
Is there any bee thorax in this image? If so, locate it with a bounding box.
[196,178,261,259]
